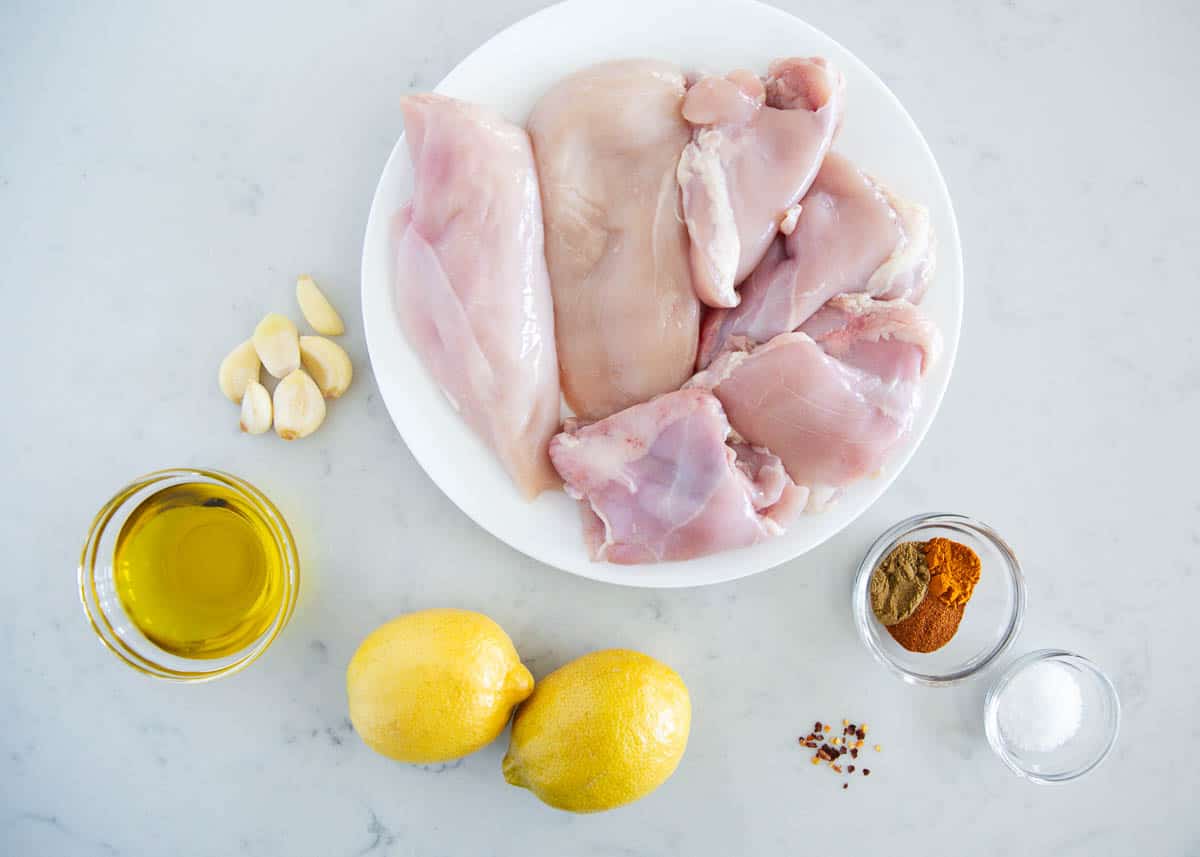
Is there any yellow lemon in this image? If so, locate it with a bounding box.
[347,609,533,764]
[502,648,690,812]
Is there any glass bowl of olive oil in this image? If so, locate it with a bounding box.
[79,468,299,681]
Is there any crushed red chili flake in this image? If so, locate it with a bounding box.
[800,717,880,788]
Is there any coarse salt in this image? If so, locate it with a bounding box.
[997,660,1083,753]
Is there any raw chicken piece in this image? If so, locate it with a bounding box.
[798,293,940,387]
[549,389,804,564]
[697,153,935,368]
[394,94,561,499]
[677,58,845,308]
[689,295,941,511]
[729,441,809,523]
[528,60,700,421]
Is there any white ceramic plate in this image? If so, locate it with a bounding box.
[362,0,963,588]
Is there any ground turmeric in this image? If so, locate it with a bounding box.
[924,537,981,607]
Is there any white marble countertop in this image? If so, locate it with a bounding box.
[3,0,1197,854]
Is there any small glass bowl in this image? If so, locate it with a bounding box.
[853,513,1026,686]
[984,649,1120,783]
[78,468,299,682]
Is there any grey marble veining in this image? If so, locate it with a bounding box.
[2,0,1198,854]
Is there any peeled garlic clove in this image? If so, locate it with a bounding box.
[273,369,326,440]
[253,313,301,378]
[218,339,261,403]
[296,275,345,336]
[239,380,272,434]
[299,335,353,399]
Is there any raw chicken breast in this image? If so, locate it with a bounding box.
[394,94,560,499]
[528,60,700,421]
[678,58,845,308]
[697,153,935,367]
[549,389,803,564]
[689,295,941,511]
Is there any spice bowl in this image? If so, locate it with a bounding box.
[853,514,1026,686]
[984,650,1120,783]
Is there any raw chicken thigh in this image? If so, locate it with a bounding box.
[689,295,941,511]
[677,58,845,308]
[698,153,934,368]
[528,60,700,420]
[798,293,940,386]
[394,94,561,499]
[549,389,803,564]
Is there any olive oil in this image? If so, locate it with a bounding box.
[113,482,284,659]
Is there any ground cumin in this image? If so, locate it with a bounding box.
[924,537,982,607]
[869,541,930,625]
[886,589,964,653]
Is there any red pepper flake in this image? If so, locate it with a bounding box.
[800,717,881,788]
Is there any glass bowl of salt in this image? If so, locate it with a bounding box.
[984,649,1120,783]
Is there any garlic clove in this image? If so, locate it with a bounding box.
[218,338,261,403]
[272,369,326,440]
[296,275,345,336]
[299,335,353,399]
[253,313,301,379]
[239,380,272,434]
